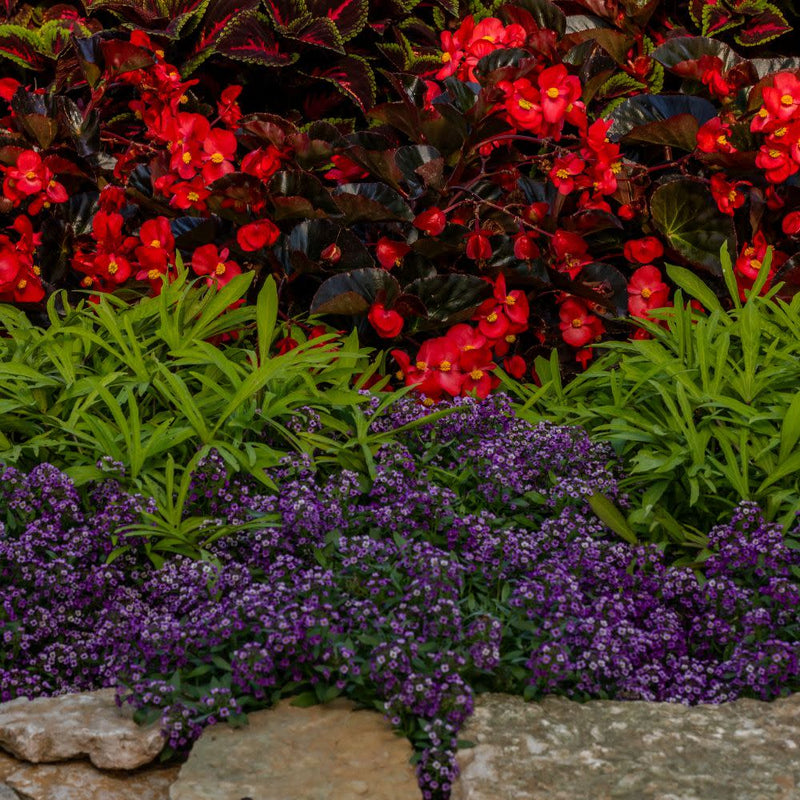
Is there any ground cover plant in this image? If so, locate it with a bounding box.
[513,244,800,557]
[2,396,799,799]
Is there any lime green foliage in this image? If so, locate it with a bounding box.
[0,264,378,558]
[514,245,800,555]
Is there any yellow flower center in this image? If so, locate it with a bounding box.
[182,152,192,164]
[107,261,119,275]
[470,369,484,380]
[33,265,41,276]
[769,149,781,158]
[148,269,161,280]
[716,135,728,145]
[758,107,769,118]
[16,278,27,290]
[728,190,738,201]
[611,161,622,174]
[179,94,188,104]
[439,360,452,372]
[774,127,787,137]
[505,334,516,343]
[641,287,652,299]
[211,152,224,164]
[215,262,227,276]
[781,93,793,106]
[518,98,534,111]
[82,276,93,287]
[25,171,36,180]
[416,360,427,371]
[750,258,762,270]
[571,318,583,328]
[486,312,498,323]
[546,87,560,99]
[150,239,161,248]
[505,294,516,305]
[442,52,451,63]
[556,168,570,180]
[423,397,434,407]
[187,191,200,202]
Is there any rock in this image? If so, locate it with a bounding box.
[4,761,179,800]
[452,693,800,800]
[0,690,164,770]
[169,697,421,800]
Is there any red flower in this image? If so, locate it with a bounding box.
[474,299,509,339]
[191,244,241,287]
[501,78,543,132]
[558,298,604,347]
[550,153,586,195]
[503,354,526,379]
[756,144,798,183]
[445,323,487,364]
[414,207,446,236]
[762,72,800,123]
[217,85,242,128]
[538,65,582,125]
[465,229,492,260]
[513,231,540,260]
[696,118,736,154]
[492,274,529,327]
[460,347,496,399]
[551,230,591,279]
[367,302,404,338]
[782,210,800,235]
[237,219,280,251]
[201,127,237,184]
[627,265,669,318]
[412,337,463,398]
[241,146,283,181]
[698,55,734,99]
[375,238,410,270]
[710,173,748,216]
[624,236,664,264]
[325,154,369,184]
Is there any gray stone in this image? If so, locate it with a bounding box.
[169,697,421,800]
[0,690,163,770]
[452,693,800,800]
[4,761,179,800]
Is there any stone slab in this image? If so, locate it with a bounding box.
[453,692,800,800]
[0,690,163,769]
[5,761,179,800]
[169,698,421,800]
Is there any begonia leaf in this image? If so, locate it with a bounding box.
[333,183,414,222]
[650,179,736,275]
[285,219,374,274]
[650,36,741,78]
[311,268,400,314]
[405,274,490,323]
[606,95,717,151]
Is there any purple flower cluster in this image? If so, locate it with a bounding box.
[1,396,799,800]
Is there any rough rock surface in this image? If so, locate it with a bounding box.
[169,697,421,800]
[453,692,800,800]
[0,690,163,770]
[3,761,179,800]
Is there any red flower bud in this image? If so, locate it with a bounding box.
[503,354,526,379]
[321,243,342,263]
[783,211,800,236]
[236,219,280,252]
[414,207,446,236]
[368,302,404,338]
[376,237,410,270]
[624,236,664,264]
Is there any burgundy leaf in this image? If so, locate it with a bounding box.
[307,0,368,41]
[307,54,376,113]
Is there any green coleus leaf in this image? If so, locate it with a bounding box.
[311,268,401,315]
[734,5,792,45]
[333,182,414,222]
[606,94,717,151]
[305,53,376,113]
[262,0,310,28]
[0,24,44,71]
[307,0,368,41]
[405,274,490,323]
[701,3,744,37]
[285,16,346,54]
[217,11,299,67]
[597,72,647,98]
[650,178,736,275]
